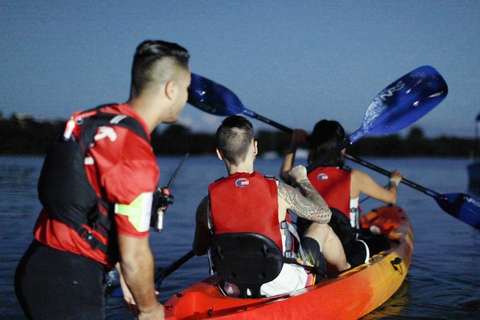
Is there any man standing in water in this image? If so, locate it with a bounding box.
[15,40,191,319]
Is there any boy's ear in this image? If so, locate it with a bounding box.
[216,148,224,160]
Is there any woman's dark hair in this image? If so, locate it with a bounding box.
[307,120,346,167]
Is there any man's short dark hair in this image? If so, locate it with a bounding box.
[216,115,254,165]
[130,40,190,98]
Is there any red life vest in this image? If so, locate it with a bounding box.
[208,171,285,251]
[308,167,351,219]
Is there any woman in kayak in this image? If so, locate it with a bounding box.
[280,120,403,263]
[193,116,350,297]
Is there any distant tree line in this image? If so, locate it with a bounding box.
[0,114,478,158]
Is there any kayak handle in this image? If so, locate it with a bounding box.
[390,257,403,275]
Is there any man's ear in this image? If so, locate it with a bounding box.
[165,80,178,100]
[216,148,224,160]
[253,140,258,156]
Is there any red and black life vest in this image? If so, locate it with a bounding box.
[209,172,284,250]
[37,106,149,255]
[308,167,351,219]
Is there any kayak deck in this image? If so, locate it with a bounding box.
[164,205,413,320]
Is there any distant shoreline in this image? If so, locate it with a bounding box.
[1,114,478,158]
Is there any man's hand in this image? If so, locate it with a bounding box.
[289,165,308,186]
[117,266,161,318]
[118,234,164,319]
[137,303,164,320]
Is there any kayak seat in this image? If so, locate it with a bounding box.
[210,232,283,298]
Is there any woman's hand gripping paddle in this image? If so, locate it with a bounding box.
[345,154,480,230]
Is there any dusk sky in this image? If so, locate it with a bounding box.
[1,1,479,138]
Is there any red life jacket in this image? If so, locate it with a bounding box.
[308,167,351,219]
[208,171,286,251]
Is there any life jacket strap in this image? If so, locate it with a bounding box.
[283,251,298,259]
[280,221,307,265]
[77,226,108,252]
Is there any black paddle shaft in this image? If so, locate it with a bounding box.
[345,154,480,230]
[344,154,439,197]
[155,250,195,289]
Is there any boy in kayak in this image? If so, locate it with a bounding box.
[15,40,191,320]
[280,120,403,263]
[193,115,350,297]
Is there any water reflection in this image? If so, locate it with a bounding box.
[360,279,410,319]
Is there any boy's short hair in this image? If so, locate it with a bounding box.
[216,115,254,165]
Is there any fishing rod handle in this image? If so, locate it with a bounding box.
[151,188,174,232]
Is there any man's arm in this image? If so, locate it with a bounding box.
[278,165,332,223]
[117,233,164,319]
[192,196,210,256]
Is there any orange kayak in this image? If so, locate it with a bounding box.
[164,205,413,320]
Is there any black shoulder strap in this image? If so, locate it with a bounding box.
[79,105,149,145]
[264,174,277,181]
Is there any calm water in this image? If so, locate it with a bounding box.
[1,155,479,319]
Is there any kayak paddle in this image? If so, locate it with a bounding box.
[345,154,480,230]
[306,65,448,171]
[188,66,448,171]
[188,66,448,153]
[108,250,195,297]
[188,73,293,133]
[155,250,195,290]
[186,68,480,231]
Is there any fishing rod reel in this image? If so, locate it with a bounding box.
[150,187,174,232]
[150,153,189,232]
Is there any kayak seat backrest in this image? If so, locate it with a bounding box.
[210,232,283,298]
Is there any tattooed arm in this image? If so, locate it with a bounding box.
[278,165,332,223]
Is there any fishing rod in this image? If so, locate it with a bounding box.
[151,153,190,232]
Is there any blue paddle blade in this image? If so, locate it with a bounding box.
[435,193,480,230]
[188,73,245,116]
[350,66,448,143]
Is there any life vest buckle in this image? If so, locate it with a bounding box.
[283,252,298,260]
[79,228,101,250]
